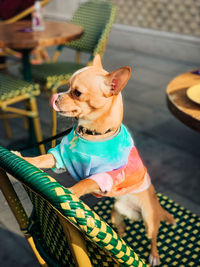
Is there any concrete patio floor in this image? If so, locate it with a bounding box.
[0,32,200,266]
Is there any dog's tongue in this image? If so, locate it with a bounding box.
[50,94,60,111]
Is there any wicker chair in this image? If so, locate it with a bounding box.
[31,0,116,147]
[0,146,200,266]
[0,146,146,267]
[0,73,45,154]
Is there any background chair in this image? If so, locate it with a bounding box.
[0,146,146,267]
[31,0,116,147]
[0,73,45,154]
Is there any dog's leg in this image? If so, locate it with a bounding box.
[69,179,101,198]
[140,184,175,266]
[11,151,56,169]
[111,195,142,237]
[147,206,175,266]
[135,185,161,266]
[111,207,126,237]
[160,206,175,225]
[143,211,160,266]
[141,203,161,266]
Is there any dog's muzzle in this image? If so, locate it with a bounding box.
[50,93,60,111]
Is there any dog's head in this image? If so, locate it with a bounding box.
[51,55,131,130]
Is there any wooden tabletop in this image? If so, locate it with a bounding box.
[0,20,83,50]
[167,70,200,132]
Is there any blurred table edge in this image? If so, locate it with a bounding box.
[0,20,83,81]
[166,70,200,132]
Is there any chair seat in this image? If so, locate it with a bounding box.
[31,62,85,89]
[0,73,40,102]
[94,195,200,266]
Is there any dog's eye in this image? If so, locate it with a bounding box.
[73,89,82,97]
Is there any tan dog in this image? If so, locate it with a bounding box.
[14,55,175,266]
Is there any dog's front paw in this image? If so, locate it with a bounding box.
[68,186,81,198]
[116,222,126,238]
[11,151,22,158]
[149,254,160,266]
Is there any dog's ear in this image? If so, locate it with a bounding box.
[93,54,103,68]
[104,67,131,96]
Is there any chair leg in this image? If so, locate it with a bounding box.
[24,100,30,130]
[1,111,12,138]
[59,215,92,267]
[44,87,51,99]
[0,168,48,266]
[0,168,29,230]
[75,51,81,64]
[51,108,57,148]
[24,117,29,130]
[40,48,50,63]
[51,87,58,148]
[50,81,70,148]
[29,97,46,155]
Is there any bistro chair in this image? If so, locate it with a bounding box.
[0,73,45,154]
[31,0,116,147]
[0,146,200,266]
[0,146,146,267]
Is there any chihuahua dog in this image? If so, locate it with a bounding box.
[14,55,175,266]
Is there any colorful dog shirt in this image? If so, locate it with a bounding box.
[90,147,150,197]
[48,124,150,197]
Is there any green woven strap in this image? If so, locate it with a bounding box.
[0,73,40,102]
[26,188,119,266]
[0,146,146,267]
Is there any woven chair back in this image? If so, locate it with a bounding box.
[67,0,115,54]
[0,146,146,266]
[26,188,119,266]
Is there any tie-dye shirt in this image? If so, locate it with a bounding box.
[89,147,149,197]
[48,124,133,181]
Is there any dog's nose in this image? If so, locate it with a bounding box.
[50,93,60,111]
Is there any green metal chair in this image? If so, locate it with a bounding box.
[0,146,146,266]
[31,0,116,147]
[0,73,45,154]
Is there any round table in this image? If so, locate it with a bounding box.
[166,70,200,132]
[0,20,83,81]
[0,20,83,150]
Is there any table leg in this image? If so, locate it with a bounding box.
[21,49,35,147]
[21,49,32,82]
[20,49,45,154]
